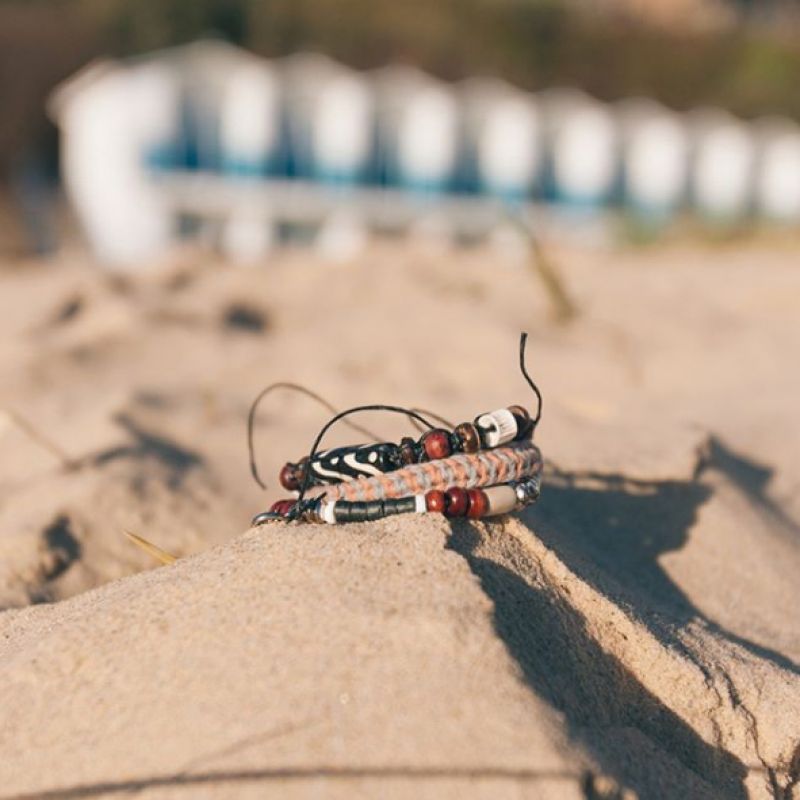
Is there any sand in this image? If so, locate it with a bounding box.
[0,237,799,799]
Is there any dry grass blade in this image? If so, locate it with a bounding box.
[123,530,177,566]
[505,211,577,323]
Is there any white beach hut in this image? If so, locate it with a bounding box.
[541,89,618,211]
[127,41,272,174]
[617,97,689,222]
[689,108,756,222]
[460,77,542,203]
[279,53,374,258]
[50,41,279,266]
[49,60,180,268]
[373,65,459,195]
[217,61,282,262]
[311,72,373,184]
[206,46,284,262]
[753,118,800,224]
[219,61,282,177]
[280,53,374,184]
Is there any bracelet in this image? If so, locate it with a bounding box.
[254,474,541,526]
[259,443,542,522]
[322,440,540,502]
[249,333,544,526]
[278,404,534,491]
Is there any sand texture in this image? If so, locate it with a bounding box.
[0,240,799,799]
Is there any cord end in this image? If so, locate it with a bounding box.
[518,332,542,428]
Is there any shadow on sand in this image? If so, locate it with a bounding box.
[0,766,585,800]
[88,413,204,490]
[447,436,800,798]
[448,520,748,799]
[529,442,800,677]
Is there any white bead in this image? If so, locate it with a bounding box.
[414,495,427,513]
[322,502,337,524]
[484,484,518,516]
[476,408,518,448]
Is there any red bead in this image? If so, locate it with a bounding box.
[423,429,451,460]
[455,422,480,453]
[466,489,489,518]
[270,499,294,516]
[279,463,300,491]
[400,438,418,465]
[425,490,447,513]
[444,487,469,517]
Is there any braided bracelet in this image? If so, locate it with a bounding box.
[248,333,544,526]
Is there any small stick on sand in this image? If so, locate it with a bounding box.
[0,407,76,469]
[123,530,177,566]
[506,211,577,323]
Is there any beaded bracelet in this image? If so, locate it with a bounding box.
[255,473,542,526]
[277,403,534,491]
[249,333,543,526]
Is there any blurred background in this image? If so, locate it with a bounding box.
[2,0,800,607]
[4,7,800,798]
[2,0,800,264]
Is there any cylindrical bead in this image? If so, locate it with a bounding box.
[475,408,518,448]
[306,443,400,485]
[321,501,336,524]
[483,484,518,516]
[391,497,418,516]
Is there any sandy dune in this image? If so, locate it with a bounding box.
[0,238,799,798]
